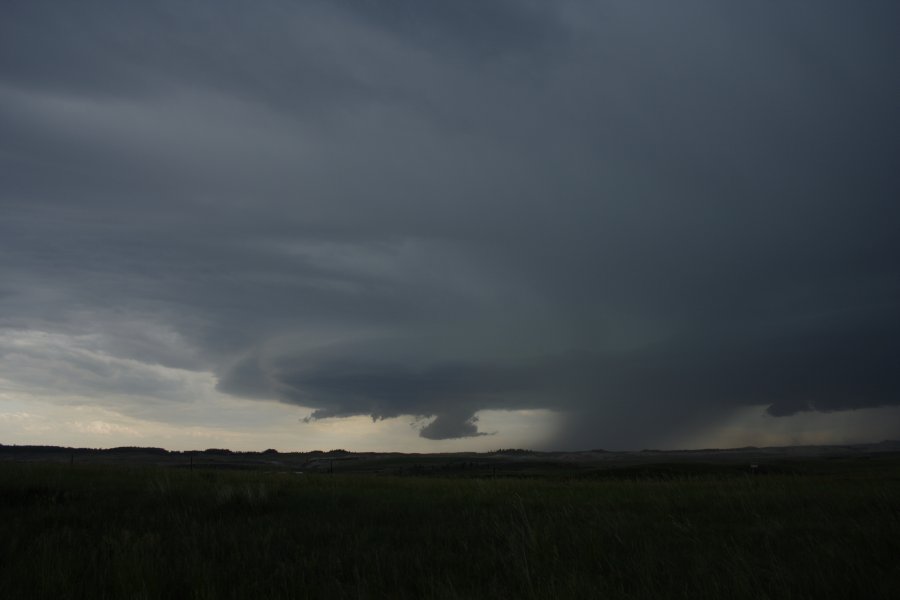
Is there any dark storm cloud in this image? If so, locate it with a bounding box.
[1,1,898,445]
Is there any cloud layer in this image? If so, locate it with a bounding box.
[2,1,899,447]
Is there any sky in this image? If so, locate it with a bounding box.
[1,1,899,452]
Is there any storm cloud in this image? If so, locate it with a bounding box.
[2,1,898,447]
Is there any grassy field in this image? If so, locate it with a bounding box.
[1,459,899,599]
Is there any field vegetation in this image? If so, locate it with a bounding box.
[1,458,899,599]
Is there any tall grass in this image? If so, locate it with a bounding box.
[1,461,898,599]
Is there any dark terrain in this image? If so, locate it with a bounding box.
[4,440,900,476]
[2,442,899,599]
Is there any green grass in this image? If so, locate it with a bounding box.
[1,461,899,599]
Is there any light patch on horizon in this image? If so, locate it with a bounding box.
[0,378,561,453]
[0,327,560,451]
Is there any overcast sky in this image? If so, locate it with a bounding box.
[1,1,898,451]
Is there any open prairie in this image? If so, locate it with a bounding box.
[2,446,899,599]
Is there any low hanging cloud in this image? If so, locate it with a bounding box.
[1,1,899,447]
[214,299,900,443]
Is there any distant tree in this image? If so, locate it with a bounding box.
[204,448,233,455]
[105,446,168,455]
